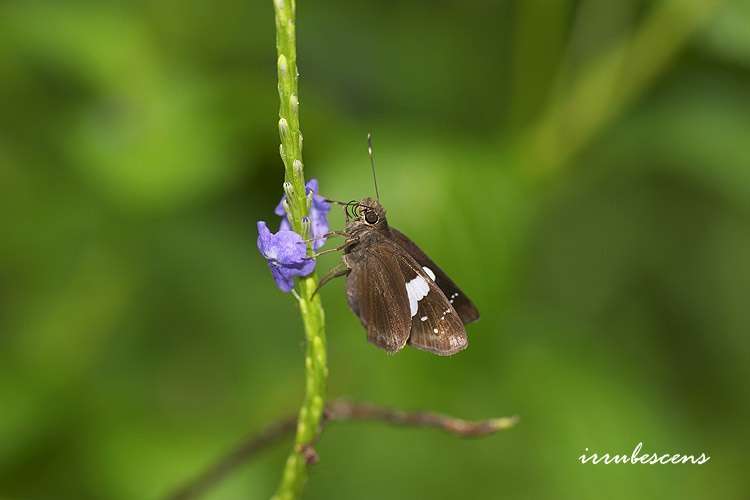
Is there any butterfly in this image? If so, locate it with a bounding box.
[315,136,479,355]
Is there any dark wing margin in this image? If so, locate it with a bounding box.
[345,245,412,353]
[395,253,468,356]
[391,228,479,324]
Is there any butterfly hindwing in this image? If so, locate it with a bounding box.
[391,228,479,324]
[345,242,412,353]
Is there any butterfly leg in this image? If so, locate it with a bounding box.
[302,230,347,244]
[323,230,348,238]
[312,262,350,297]
[310,238,358,258]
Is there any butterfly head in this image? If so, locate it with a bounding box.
[344,197,388,234]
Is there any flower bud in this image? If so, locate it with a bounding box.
[301,216,312,239]
[298,133,303,153]
[279,118,290,142]
[290,94,299,115]
[293,159,303,178]
[277,54,288,78]
[283,181,294,201]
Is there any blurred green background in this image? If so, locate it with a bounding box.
[1,0,749,499]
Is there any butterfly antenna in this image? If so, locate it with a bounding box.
[367,132,380,201]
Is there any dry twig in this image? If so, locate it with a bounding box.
[165,399,518,500]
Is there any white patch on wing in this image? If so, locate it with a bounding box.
[422,266,436,281]
[405,275,430,317]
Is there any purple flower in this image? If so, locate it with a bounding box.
[257,221,315,292]
[275,179,331,250]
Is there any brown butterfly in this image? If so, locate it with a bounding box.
[317,136,479,355]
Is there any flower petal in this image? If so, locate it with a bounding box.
[257,220,316,292]
[256,221,276,259]
[273,178,331,250]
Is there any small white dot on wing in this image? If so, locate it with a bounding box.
[420,316,427,322]
[433,328,438,334]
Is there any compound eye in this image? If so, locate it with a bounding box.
[364,210,379,224]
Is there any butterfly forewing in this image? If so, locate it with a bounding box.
[396,256,468,355]
[391,228,479,324]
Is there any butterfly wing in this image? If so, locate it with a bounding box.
[345,242,412,353]
[394,252,468,356]
[391,228,479,324]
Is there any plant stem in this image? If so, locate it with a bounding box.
[271,1,328,499]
